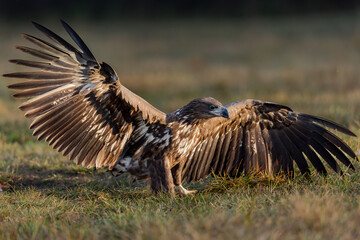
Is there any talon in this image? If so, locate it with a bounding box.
[176,185,197,195]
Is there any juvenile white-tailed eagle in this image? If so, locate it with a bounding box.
[4,21,357,195]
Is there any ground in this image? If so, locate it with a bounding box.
[0,14,360,239]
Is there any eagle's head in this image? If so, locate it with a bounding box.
[176,97,229,123]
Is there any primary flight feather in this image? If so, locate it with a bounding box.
[4,21,357,195]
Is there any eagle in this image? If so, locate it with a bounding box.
[4,21,357,195]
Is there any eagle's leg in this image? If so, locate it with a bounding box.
[171,162,197,195]
[148,156,175,195]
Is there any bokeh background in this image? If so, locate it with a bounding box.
[0,0,359,20]
[1,1,360,239]
[1,0,359,123]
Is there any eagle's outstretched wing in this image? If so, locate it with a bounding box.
[4,21,166,169]
[182,100,357,182]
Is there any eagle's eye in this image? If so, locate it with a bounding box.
[209,105,216,110]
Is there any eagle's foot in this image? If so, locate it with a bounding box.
[176,185,197,195]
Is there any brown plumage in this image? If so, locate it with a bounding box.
[4,21,358,195]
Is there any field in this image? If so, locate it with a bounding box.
[0,14,360,239]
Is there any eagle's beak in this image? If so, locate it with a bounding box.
[221,107,230,119]
[213,107,229,119]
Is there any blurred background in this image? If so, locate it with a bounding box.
[0,0,359,21]
[1,2,360,237]
[0,0,359,134]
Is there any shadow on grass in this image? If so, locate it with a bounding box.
[1,163,215,201]
[0,164,315,195]
[5,163,354,200]
[0,164,155,199]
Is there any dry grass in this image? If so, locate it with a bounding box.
[0,14,360,239]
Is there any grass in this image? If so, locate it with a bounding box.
[1,13,360,239]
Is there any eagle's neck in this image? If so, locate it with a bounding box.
[167,108,202,125]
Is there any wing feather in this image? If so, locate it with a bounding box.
[8,59,75,73]
[47,105,89,144]
[217,130,232,175]
[181,100,356,182]
[8,79,73,90]
[292,123,342,173]
[210,133,226,175]
[270,130,294,175]
[60,20,97,62]
[301,121,356,159]
[224,128,239,173]
[193,140,208,181]
[12,85,66,98]
[298,113,356,136]
[312,132,354,169]
[187,142,203,182]
[243,127,253,174]
[182,145,198,181]
[5,21,166,169]
[254,124,267,171]
[21,33,78,65]
[5,72,74,80]
[202,136,218,176]
[280,128,310,175]
[33,102,81,139]
[230,127,244,177]
[286,126,328,175]
[196,137,214,180]
[32,21,84,60]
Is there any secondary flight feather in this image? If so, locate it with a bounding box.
[4,21,357,195]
